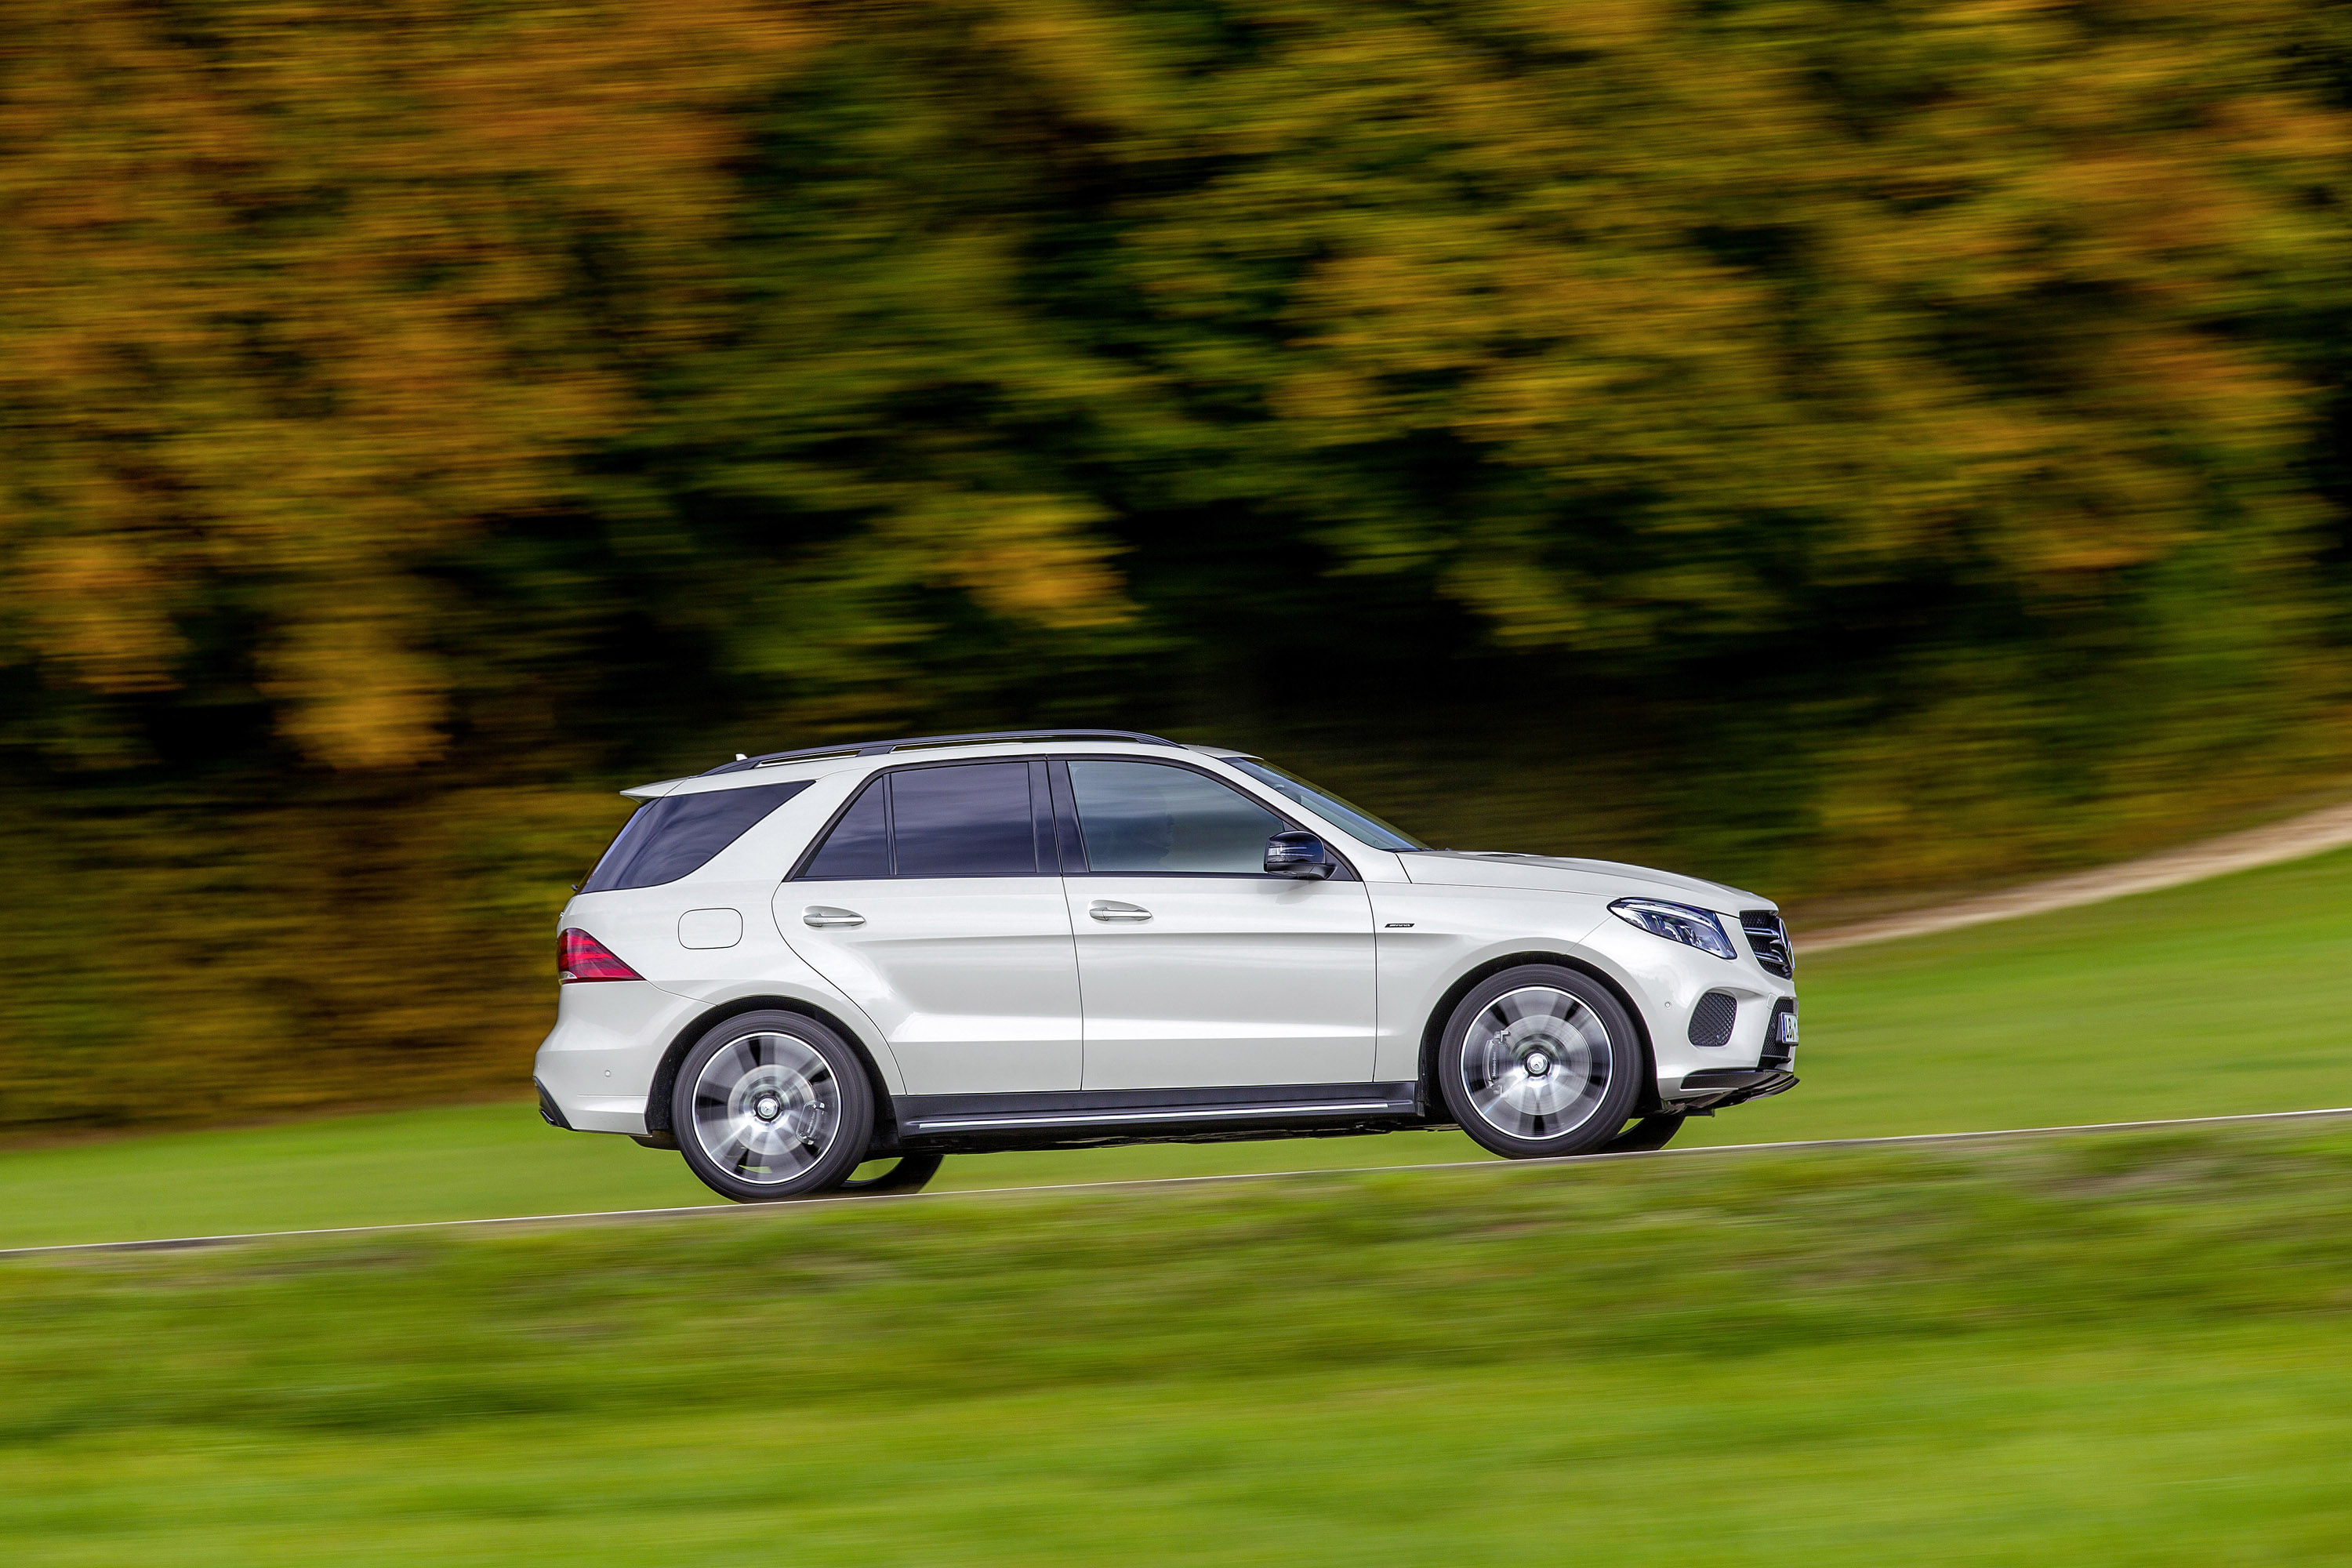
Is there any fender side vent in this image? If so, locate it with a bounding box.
[1687,990,1738,1048]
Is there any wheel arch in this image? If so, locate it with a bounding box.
[1416,949,1661,1118]
[645,996,900,1147]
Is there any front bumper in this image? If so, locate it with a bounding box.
[1576,909,1797,1092]
[1657,989,1796,1109]
[1669,1068,1799,1112]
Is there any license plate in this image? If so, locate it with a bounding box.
[1777,1010,1799,1045]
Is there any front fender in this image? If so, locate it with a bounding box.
[1369,887,1793,1090]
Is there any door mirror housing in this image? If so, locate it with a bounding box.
[1265,830,1335,880]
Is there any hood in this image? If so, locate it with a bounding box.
[1399,851,1767,911]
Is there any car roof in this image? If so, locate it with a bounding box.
[619,734,1251,800]
[699,728,1192,776]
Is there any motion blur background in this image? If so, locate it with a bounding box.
[9,0,2352,1134]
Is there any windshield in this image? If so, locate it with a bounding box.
[1225,758,1428,851]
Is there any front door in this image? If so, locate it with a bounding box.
[778,759,1081,1094]
[1057,758,1377,1090]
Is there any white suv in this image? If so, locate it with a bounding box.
[535,730,1798,1201]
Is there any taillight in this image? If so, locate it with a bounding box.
[558,928,643,983]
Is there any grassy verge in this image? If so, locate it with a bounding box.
[6,844,2351,1249]
[1700,841,2352,1145]
[5,1121,2352,1563]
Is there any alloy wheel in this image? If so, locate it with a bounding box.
[688,1030,841,1185]
[1458,985,1615,1142]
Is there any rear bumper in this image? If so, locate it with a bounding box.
[533,981,709,1136]
[534,1079,575,1131]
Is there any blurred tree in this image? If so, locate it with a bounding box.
[0,0,829,769]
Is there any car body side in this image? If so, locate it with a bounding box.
[532,742,1795,1141]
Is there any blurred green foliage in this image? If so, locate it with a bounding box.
[9,0,2352,1129]
[5,1126,2352,1561]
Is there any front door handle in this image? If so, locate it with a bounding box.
[1089,900,1152,922]
[803,906,866,927]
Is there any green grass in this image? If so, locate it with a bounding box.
[5,844,2351,1250]
[1700,841,2352,1145]
[5,1123,2352,1563]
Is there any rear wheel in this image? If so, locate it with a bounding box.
[1437,965,1645,1160]
[672,1011,875,1203]
[838,1153,944,1196]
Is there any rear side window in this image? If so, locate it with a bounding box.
[800,778,889,879]
[892,763,1036,876]
[581,781,813,894]
[796,761,1042,879]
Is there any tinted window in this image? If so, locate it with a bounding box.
[1069,761,1283,873]
[800,778,890,879]
[891,762,1037,877]
[581,780,812,893]
[796,763,1042,879]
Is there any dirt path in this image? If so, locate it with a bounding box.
[1802,797,2352,954]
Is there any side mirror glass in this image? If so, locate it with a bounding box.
[1265,830,1334,880]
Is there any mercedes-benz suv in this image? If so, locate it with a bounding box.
[534,729,1798,1201]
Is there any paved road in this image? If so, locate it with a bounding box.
[7,1104,2347,1260]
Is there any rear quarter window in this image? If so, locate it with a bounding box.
[581,780,814,893]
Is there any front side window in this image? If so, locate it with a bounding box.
[1068,761,1285,873]
[796,761,1040,879]
[581,780,814,893]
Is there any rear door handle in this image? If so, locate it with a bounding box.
[1088,900,1152,922]
[803,906,866,927]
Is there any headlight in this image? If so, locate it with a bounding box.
[1608,898,1737,960]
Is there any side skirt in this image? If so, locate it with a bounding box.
[892,1081,1426,1154]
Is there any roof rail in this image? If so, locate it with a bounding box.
[701,728,1185,775]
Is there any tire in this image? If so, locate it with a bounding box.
[672,1011,877,1202]
[1599,1113,1686,1154]
[837,1153,945,1196]
[1436,965,1646,1160]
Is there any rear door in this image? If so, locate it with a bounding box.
[1056,758,1376,1090]
[777,759,1082,1094]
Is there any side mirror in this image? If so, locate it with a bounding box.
[1265,830,1335,880]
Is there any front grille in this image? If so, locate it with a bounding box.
[1687,990,1738,1048]
[1740,909,1793,978]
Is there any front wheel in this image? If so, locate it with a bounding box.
[672,1011,876,1202]
[1437,965,1646,1160]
